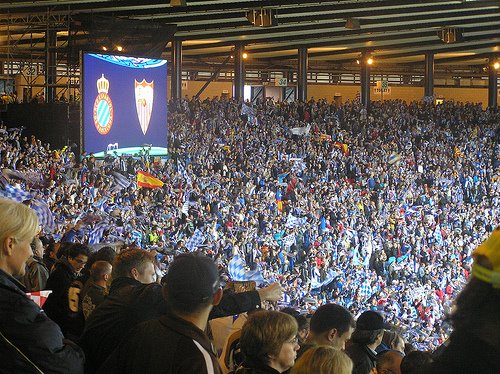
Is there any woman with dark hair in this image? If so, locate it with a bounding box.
[428,228,500,373]
[236,310,300,374]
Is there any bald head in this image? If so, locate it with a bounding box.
[90,260,112,282]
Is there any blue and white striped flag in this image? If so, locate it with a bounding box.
[310,268,337,289]
[178,162,192,185]
[93,196,108,210]
[241,103,256,117]
[388,152,402,165]
[111,171,131,192]
[433,222,443,247]
[185,228,205,252]
[285,213,307,229]
[88,222,108,245]
[291,159,306,175]
[358,279,373,300]
[228,255,264,283]
[0,184,32,202]
[130,229,143,245]
[282,233,296,247]
[30,199,56,233]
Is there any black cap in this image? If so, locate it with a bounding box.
[356,310,384,331]
[165,253,220,306]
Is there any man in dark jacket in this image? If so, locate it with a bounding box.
[98,252,225,373]
[43,243,90,338]
[81,248,282,373]
[0,199,85,373]
[345,310,385,374]
[23,237,49,292]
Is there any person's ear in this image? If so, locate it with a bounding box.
[104,273,110,281]
[212,287,223,306]
[3,236,14,256]
[130,267,139,280]
[327,328,338,342]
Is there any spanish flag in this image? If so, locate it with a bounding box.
[137,170,164,189]
[320,133,332,142]
[334,141,350,157]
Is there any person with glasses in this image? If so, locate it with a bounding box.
[236,310,300,373]
[43,242,90,339]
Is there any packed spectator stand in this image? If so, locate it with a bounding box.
[0,97,498,373]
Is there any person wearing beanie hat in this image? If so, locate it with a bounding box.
[297,303,356,358]
[428,228,500,374]
[98,252,224,373]
[345,310,385,374]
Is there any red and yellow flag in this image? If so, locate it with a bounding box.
[137,170,164,188]
[454,146,464,158]
[334,141,350,157]
[320,133,332,142]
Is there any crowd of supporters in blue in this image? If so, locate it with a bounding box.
[0,96,498,373]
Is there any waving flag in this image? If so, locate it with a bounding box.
[228,255,264,283]
[0,183,32,202]
[185,228,206,252]
[433,220,444,247]
[88,222,108,245]
[334,141,350,157]
[291,124,311,136]
[454,146,464,158]
[177,162,192,185]
[137,170,164,188]
[282,234,296,247]
[285,213,307,229]
[388,152,402,165]
[30,199,56,233]
[111,171,131,191]
[310,268,337,289]
[358,279,373,300]
[291,159,307,175]
[319,133,332,141]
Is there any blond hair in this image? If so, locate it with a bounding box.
[0,199,39,253]
[291,345,353,374]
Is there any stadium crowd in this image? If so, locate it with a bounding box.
[0,96,499,373]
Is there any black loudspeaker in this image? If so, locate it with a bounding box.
[438,27,463,44]
[246,9,277,27]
